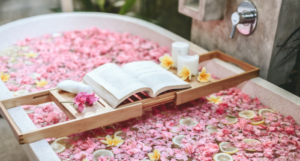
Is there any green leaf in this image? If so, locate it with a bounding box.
[119,0,136,15]
[96,0,106,12]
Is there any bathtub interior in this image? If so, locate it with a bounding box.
[1,12,300,160]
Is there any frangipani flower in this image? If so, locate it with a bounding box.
[159,54,174,69]
[101,135,124,147]
[35,79,48,87]
[25,52,38,58]
[178,66,192,81]
[148,149,160,161]
[0,71,10,82]
[206,95,222,104]
[197,67,211,82]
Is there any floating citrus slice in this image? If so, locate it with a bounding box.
[213,153,234,161]
[54,137,73,149]
[170,126,181,133]
[219,142,239,154]
[93,149,114,161]
[242,139,261,151]
[206,125,219,133]
[50,142,66,153]
[238,110,256,119]
[222,115,238,125]
[172,135,185,146]
[179,118,198,127]
[250,118,265,125]
[114,131,126,140]
[258,108,275,116]
[14,90,29,96]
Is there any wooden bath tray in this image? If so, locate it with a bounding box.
[0,50,259,144]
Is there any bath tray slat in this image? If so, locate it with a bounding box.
[0,50,259,144]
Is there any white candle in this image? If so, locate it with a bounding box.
[171,42,189,67]
[177,55,199,75]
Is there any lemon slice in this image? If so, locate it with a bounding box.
[238,110,256,119]
[219,142,239,154]
[222,115,238,125]
[258,108,275,116]
[250,118,265,125]
[172,135,185,146]
[170,126,181,133]
[14,90,29,96]
[206,125,219,133]
[242,139,261,151]
[50,142,66,153]
[93,149,114,161]
[179,118,198,127]
[114,131,126,140]
[213,153,234,161]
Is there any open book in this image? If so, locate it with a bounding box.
[83,61,191,108]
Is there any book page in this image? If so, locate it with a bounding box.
[86,63,149,100]
[122,61,190,96]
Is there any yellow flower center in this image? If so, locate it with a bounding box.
[35,79,48,87]
[159,54,174,69]
[0,71,10,82]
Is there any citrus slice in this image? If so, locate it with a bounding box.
[14,90,29,96]
[238,110,256,119]
[179,118,198,127]
[93,149,114,161]
[222,115,238,125]
[206,125,219,133]
[114,131,126,140]
[53,137,73,149]
[170,126,181,133]
[50,142,66,153]
[242,139,261,151]
[172,135,185,146]
[250,118,265,125]
[259,108,275,116]
[219,142,239,154]
[213,153,234,161]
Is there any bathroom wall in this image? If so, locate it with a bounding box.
[189,0,300,85]
[0,0,59,25]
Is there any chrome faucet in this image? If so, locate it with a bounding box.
[230,1,258,38]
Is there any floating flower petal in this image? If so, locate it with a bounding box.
[197,67,211,82]
[159,54,174,69]
[178,66,192,81]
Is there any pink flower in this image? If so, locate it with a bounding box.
[74,92,87,112]
[74,92,99,112]
[193,123,204,131]
[285,126,295,134]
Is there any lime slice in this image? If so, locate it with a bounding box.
[114,131,126,140]
[222,115,238,125]
[238,110,256,119]
[50,142,66,153]
[14,90,29,96]
[219,142,239,154]
[172,135,185,146]
[206,125,219,133]
[258,108,275,116]
[170,126,181,133]
[179,118,198,127]
[213,153,234,161]
[250,118,265,125]
[242,139,261,151]
[53,137,73,149]
[93,149,114,161]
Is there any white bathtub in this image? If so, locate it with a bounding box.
[0,13,299,161]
